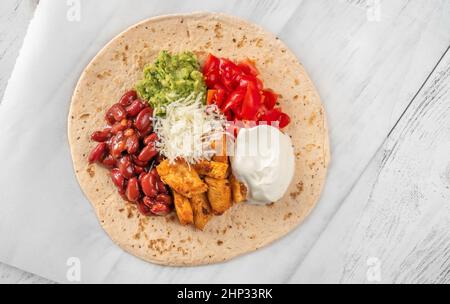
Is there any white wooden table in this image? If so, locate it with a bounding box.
[0,0,449,284]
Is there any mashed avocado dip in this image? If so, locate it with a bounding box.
[136,51,206,116]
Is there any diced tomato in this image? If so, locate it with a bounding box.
[205,71,220,88]
[202,53,291,129]
[240,82,261,120]
[278,112,291,129]
[262,108,282,124]
[214,89,227,109]
[238,59,259,76]
[203,54,220,74]
[263,89,278,110]
[222,90,245,114]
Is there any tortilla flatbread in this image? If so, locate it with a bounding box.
[68,12,330,266]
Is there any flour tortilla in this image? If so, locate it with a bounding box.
[68,12,330,266]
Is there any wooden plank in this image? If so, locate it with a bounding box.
[0,0,47,284]
[0,0,39,102]
[289,47,450,283]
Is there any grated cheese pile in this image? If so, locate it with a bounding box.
[153,93,226,164]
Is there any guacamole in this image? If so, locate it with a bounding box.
[136,51,206,116]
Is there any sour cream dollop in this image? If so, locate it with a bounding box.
[231,125,295,205]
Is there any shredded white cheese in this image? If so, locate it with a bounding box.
[153,93,226,164]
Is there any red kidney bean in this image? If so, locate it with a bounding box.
[105,108,116,125]
[126,177,140,202]
[110,104,127,121]
[155,154,165,164]
[111,137,126,159]
[91,130,111,142]
[88,143,107,163]
[125,134,139,155]
[135,108,152,131]
[111,120,128,134]
[131,155,148,167]
[150,168,158,177]
[119,90,137,107]
[139,123,153,138]
[138,172,146,183]
[137,200,152,216]
[143,133,158,146]
[156,194,172,206]
[102,155,116,168]
[141,173,158,198]
[138,144,158,162]
[125,99,146,117]
[118,156,135,179]
[89,91,172,217]
[156,180,168,194]
[134,165,144,175]
[110,168,125,190]
[150,203,171,216]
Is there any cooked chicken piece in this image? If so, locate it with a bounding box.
[173,191,194,226]
[193,160,229,179]
[204,177,232,215]
[156,159,207,198]
[190,193,213,230]
[230,174,248,204]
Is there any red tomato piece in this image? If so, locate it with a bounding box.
[263,89,278,110]
[203,54,220,74]
[221,90,245,114]
[278,112,291,129]
[240,82,261,121]
[238,59,259,76]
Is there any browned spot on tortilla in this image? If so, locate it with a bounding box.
[290,181,304,199]
[214,23,223,38]
[79,113,90,119]
[86,165,95,177]
[134,232,141,240]
[237,35,247,48]
[308,161,316,170]
[203,41,212,49]
[251,37,264,48]
[308,112,317,125]
[294,79,300,85]
[96,70,112,80]
[249,235,256,240]
[284,212,293,220]
[118,208,125,213]
[217,240,223,246]
[127,207,134,219]
[197,24,208,31]
[305,144,316,152]
[294,95,299,100]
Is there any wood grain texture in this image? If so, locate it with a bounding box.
[0,0,39,102]
[290,47,450,283]
[0,0,50,284]
[274,0,450,276]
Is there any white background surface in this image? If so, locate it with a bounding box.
[0,0,449,283]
